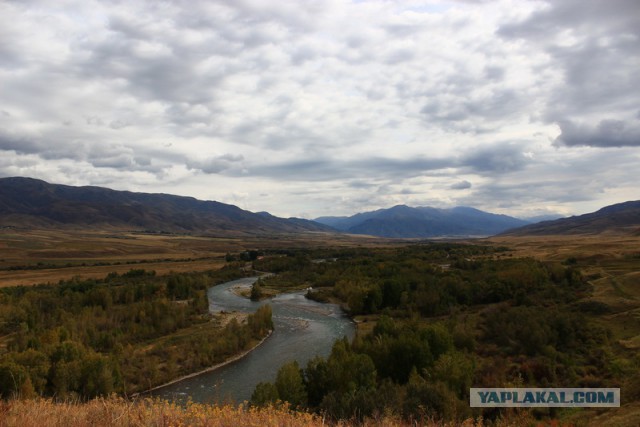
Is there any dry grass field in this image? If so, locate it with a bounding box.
[0,229,393,287]
[0,396,538,427]
[0,230,229,286]
[487,234,640,261]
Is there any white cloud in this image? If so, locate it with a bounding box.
[0,0,638,218]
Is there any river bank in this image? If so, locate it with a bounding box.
[136,329,273,396]
[151,277,355,403]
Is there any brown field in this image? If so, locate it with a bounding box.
[0,259,228,287]
[0,229,396,287]
[486,234,640,261]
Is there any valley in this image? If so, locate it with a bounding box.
[0,227,638,425]
[0,183,639,426]
[0,228,389,287]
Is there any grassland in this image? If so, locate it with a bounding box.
[0,396,540,427]
[0,229,394,287]
[1,229,639,425]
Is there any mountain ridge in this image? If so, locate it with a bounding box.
[0,177,333,235]
[4,177,637,238]
[500,200,640,236]
[315,204,529,238]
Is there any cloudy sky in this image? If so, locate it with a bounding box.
[1,0,639,219]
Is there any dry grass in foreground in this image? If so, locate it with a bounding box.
[0,397,535,427]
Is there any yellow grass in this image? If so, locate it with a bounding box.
[486,234,640,261]
[0,397,502,427]
[0,229,399,287]
[0,397,321,427]
[0,259,226,287]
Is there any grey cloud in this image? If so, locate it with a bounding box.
[499,0,640,42]
[243,144,530,183]
[91,154,134,169]
[0,128,169,173]
[86,143,166,172]
[455,146,640,212]
[358,157,452,177]
[247,159,339,180]
[347,180,378,189]
[499,0,640,140]
[247,156,452,181]
[458,180,603,210]
[77,13,239,106]
[545,40,639,117]
[463,90,521,120]
[484,66,504,80]
[225,0,324,34]
[85,116,105,126]
[555,119,640,147]
[450,180,472,190]
[289,45,319,65]
[0,130,42,156]
[420,87,527,134]
[383,21,423,38]
[109,120,131,130]
[0,130,85,162]
[187,154,245,174]
[461,143,530,173]
[134,156,152,167]
[399,187,419,195]
[385,48,415,64]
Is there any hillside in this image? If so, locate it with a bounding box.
[0,177,333,235]
[315,205,528,238]
[501,200,640,236]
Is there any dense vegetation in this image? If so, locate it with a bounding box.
[249,244,628,423]
[0,265,273,399]
[1,240,637,425]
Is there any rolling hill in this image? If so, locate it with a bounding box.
[315,205,529,238]
[501,200,640,236]
[0,177,333,235]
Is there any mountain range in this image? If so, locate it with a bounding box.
[500,200,640,236]
[0,177,332,235]
[315,205,529,238]
[2,177,638,238]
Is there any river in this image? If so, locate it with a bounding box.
[150,277,355,404]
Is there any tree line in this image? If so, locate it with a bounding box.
[249,244,616,423]
[0,265,272,399]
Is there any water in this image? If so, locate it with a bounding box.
[150,277,355,404]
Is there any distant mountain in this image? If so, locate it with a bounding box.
[522,214,565,223]
[0,177,334,235]
[501,200,640,236]
[315,205,529,238]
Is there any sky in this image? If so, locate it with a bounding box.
[1,0,639,220]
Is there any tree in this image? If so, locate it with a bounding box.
[304,356,331,407]
[251,382,280,406]
[0,362,28,399]
[275,361,307,408]
[250,281,263,301]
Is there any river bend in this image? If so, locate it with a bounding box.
[151,277,355,403]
